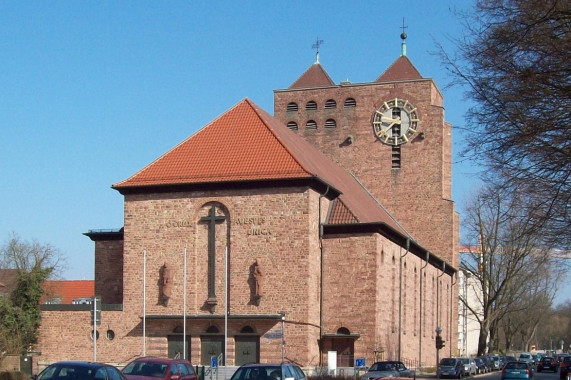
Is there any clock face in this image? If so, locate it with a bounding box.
[372,98,420,145]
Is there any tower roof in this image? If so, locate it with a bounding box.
[288,63,335,89]
[113,98,410,235]
[376,55,423,82]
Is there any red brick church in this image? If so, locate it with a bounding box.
[37,36,459,371]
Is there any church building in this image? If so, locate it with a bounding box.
[37,35,459,371]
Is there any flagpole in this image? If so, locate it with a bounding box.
[183,247,187,360]
[224,245,228,366]
[143,249,146,356]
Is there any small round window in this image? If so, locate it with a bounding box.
[106,330,115,340]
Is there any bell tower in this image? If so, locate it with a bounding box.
[273,35,458,267]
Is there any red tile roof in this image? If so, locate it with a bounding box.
[376,56,423,82]
[289,63,335,89]
[114,98,411,237]
[41,280,94,304]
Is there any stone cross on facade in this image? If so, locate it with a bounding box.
[200,204,226,300]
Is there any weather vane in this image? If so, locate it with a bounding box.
[312,37,324,63]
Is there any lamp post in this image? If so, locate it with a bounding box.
[436,327,442,379]
[281,313,286,362]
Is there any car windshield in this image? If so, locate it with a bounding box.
[230,366,282,380]
[38,364,94,380]
[123,361,167,377]
[440,359,457,366]
[369,363,396,371]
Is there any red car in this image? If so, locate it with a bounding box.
[122,357,198,380]
[560,356,571,380]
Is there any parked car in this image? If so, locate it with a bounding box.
[122,357,198,380]
[537,356,556,372]
[229,363,307,380]
[560,356,571,380]
[489,355,502,371]
[34,361,127,380]
[501,361,534,380]
[360,361,415,380]
[460,358,477,376]
[519,353,536,368]
[437,358,464,379]
[474,358,488,374]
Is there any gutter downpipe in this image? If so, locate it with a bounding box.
[319,185,330,367]
[398,238,410,361]
[419,251,429,367]
[437,262,446,343]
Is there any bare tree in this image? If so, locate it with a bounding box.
[441,0,571,245]
[461,184,562,355]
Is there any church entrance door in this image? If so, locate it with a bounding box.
[235,336,259,365]
[167,335,191,360]
[331,338,354,367]
[200,335,225,365]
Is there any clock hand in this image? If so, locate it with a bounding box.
[381,116,401,124]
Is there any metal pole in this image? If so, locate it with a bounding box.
[436,327,442,380]
[183,248,187,360]
[93,296,97,361]
[225,246,228,366]
[281,314,285,362]
[143,250,146,356]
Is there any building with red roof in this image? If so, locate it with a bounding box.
[37,34,458,371]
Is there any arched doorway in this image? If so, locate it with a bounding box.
[235,326,260,365]
[168,326,191,360]
[201,325,225,365]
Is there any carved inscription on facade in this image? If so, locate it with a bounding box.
[235,217,272,236]
[164,216,272,236]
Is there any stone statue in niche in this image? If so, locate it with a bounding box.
[160,262,173,306]
[251,259,264,305]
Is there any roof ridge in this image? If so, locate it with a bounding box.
[113,99,252,188]
[246,99,315,178]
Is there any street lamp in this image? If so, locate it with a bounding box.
[281,313,286,362]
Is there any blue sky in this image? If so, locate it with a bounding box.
[5,1,563,303]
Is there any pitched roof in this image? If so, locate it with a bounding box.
[41,280,94,304]
[114,99,411,237]
[376,56,423,82]
[289,63,335,89]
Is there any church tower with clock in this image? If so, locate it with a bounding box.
[273,34,459,269]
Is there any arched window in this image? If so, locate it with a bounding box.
[240,326,255,334]
[325,99,337,109]
[337,327,350,335]
[206,326,219,334]
[287,121,298,131]
[325,119,336,129]
[305,100,317,110]
[344,98,356,107]
[286,102,298,112]
[305,120,317,130]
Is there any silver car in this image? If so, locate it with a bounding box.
[460,358,477,376]
[361,361,415,380]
